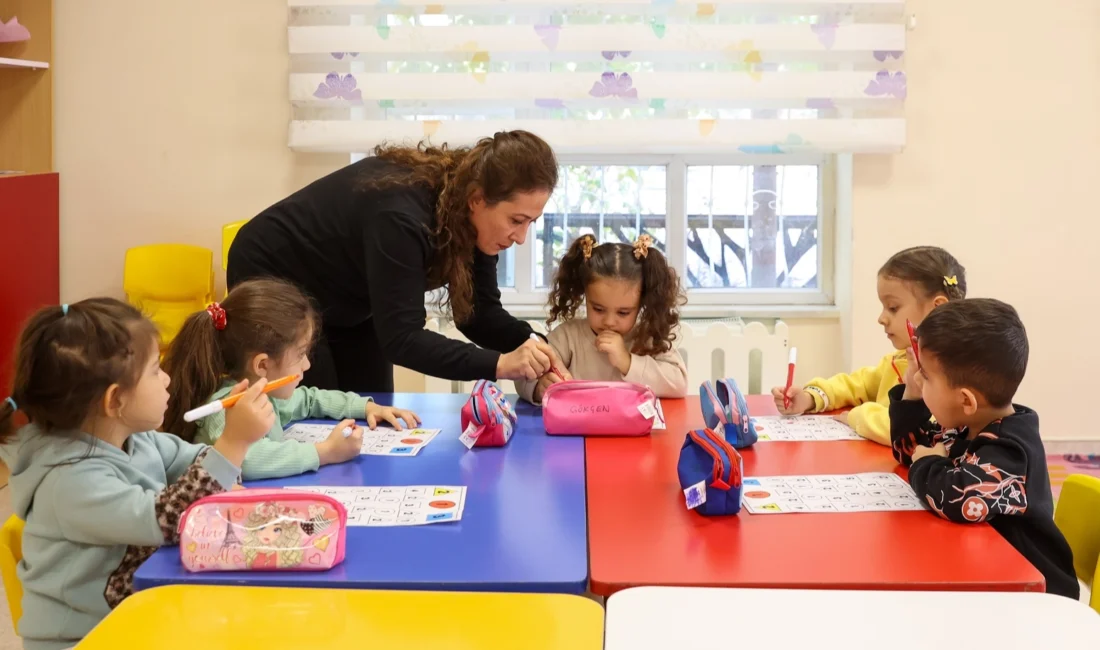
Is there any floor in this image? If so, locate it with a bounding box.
[0,449,1094,649]
[1049,454,1100,501]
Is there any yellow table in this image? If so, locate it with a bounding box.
[78,585,604,649]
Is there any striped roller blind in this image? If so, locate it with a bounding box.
[288,0,907,154]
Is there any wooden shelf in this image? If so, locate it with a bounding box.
[1,0,54,173]
[0,56,48,69]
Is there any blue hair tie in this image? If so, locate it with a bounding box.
[4,397,16,411]
[61,304,69,315]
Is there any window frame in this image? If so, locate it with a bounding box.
[350,152,845,320]
[500,153,837,313]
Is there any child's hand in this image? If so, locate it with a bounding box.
[548,350,573,381]
[215,379,276,467]
[902,348,924,400]
[833,411,849,426]
[771,385,814,415]
[365,403,420,431]
[595,331,632,375]
[911,442,947,463]
[317,419,362,465]
[532,372,562,403]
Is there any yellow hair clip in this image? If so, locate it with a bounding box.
[943,275,958,287]
[580,234,596,261]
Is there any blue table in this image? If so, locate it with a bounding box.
[134,393,588,594]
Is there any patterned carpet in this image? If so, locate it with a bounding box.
[1049,454,1100,501]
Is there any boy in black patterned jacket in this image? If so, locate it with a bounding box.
[889,298,1078,599]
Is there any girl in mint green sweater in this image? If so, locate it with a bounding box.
[163,278,419,480]
[0,298,274,650]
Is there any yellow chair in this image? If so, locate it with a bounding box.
[1054,474,1100,613]
[0,515,24,634]
[221,220,248,272]
[123,244,214,347]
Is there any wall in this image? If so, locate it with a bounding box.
[54,0,1098,437]
[849,0,1100,440]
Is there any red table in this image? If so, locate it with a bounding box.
[586,396,1044,596]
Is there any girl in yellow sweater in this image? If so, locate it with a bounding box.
[772,246,966,445]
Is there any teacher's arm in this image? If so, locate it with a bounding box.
[456,251,536,352]
[364,211,503,381]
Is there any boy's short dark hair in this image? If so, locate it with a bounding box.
[916,298,1028,408]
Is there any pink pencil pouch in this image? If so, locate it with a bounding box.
[542,380,659,436]
[459,379,517,448]
[178,488,347,573]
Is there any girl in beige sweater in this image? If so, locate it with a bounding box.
[518,234,688,404]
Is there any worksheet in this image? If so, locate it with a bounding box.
[751,416,864,442]
[290,486,467,526]
[741,473,924,514]
[282,423,440,456]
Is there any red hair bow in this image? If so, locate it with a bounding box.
[206,303,227,331]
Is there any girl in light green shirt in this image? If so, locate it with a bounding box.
[164,278,419,480]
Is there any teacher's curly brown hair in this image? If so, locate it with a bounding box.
[362,130,559,325]
[548,234,687,357]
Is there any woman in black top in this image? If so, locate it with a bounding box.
[227,130,569,392]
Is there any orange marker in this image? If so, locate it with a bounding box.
[182,374,300,422]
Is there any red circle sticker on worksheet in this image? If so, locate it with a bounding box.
[744,491,771,499]
[429,500,456,509]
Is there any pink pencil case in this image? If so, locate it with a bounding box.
[542,380,659,436]
[178,488,347,573]
[459,379,517,448]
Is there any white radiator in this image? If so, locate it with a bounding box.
[422,318,790,396]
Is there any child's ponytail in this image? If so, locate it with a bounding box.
[0,397,20,444]
[547,234,597,326]
[632,235,686,356]
[0,308,56,444]
[162,307,227,442]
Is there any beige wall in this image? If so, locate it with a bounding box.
[55,0,1098,438]
[849,0,1100,440]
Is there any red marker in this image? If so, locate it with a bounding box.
[906,319,921,370]
[530,333,565,381]
[783,347,797,409]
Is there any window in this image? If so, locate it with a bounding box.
[498,154,834,313]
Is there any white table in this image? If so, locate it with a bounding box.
[605,587,1100,649]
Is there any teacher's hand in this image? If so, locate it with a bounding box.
[497,338,552,380]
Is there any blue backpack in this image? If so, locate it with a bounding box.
[676,427,744,517]
[699,378,758,448]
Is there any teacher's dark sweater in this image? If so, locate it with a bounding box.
[888,385,1078,599]
[229,157,534,381]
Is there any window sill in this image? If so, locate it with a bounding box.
[427,304,841,322]
[679,304,842,320]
